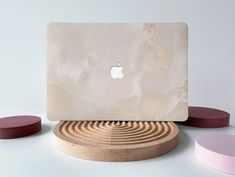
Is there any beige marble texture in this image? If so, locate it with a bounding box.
[47,23,188,121]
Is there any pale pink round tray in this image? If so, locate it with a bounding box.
[195,134,235,175]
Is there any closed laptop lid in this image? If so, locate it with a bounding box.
[47,22,188,121]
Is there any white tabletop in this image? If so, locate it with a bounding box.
[0,114,234,177]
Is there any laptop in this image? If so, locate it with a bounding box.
[47,22,188,121]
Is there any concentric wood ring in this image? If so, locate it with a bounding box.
[53,121,179,161]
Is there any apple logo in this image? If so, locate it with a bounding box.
[110,61,124,79]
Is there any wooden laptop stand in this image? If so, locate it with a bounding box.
[53,121,179,161]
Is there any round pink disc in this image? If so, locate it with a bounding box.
[195,134,235,175]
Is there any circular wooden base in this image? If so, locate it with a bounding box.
[53,121,179,162]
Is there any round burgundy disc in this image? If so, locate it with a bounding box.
[0,115,41,139]
[180,106,229,128]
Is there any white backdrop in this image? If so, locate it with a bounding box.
[0,0,234,126]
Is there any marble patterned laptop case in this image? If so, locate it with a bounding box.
[47,22,188,121]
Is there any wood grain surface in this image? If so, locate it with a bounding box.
[53,121,179,161]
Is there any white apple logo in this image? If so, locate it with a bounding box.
[110,61,124,79]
